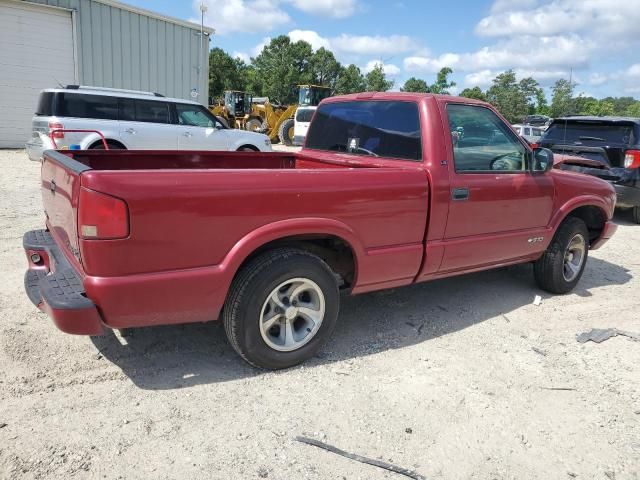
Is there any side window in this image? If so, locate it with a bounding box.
[176,104,216,128]
[447,104,526,173]
[61,94,118,120]
[134,100,170,124]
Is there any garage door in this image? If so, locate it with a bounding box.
[0,1,76,147]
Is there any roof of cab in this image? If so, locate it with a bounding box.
[321,91,489,106]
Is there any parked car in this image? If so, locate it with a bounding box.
[26,86,272,161]
[524,114,552,129]
[539,116,640,223]
[24,93,617,369]
[512,123,545,143]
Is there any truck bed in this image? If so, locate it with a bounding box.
[40,149,429,328]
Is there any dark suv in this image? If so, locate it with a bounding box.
[539,116,640,223]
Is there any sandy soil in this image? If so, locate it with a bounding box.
[0,149,638,480]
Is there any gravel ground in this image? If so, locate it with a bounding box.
[0,149,639,480]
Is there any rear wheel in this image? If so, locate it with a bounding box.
[534,217,589,294]
[632,206,640,224]
[223,248,339,369]
[278,118,295,146]
[245,118,263,132]
[90,140,125,150]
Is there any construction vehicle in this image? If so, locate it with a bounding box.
[209,85,332,146]
[293,85,332,146]
[209,91,253,129]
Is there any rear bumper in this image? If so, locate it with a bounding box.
[613,183,640,209]
[25,140,45,162]
[591,221,618,250]
[23,230,105,335]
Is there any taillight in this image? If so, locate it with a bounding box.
[529,143,538,149]
[78,187,129,239]
[48,122,64,139]
[624,149,640,169]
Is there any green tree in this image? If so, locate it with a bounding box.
[401,77,430,93]
[625,102,640,117]
[252,35,314,104]
[309,48,341,89]
[485,70,530,123]
[518,77,541,114]
[334,64,366,94]
[208,48,249,101]
[459,86,486,101]
[365,63,393,92]
[534,88,550,116]
[550,78,575,117]
[430,67,456,94]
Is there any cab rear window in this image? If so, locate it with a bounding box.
[304,101,422,161]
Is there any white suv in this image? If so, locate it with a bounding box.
[26,86,272,161]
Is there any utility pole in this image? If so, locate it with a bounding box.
[198,2,207,99]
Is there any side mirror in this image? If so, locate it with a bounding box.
[532,147,554,173]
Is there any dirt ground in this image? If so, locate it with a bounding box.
[0,149,639,480]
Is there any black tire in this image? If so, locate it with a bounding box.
[278,118,295,146]
[223,248,339,369]
[534,217,589,294]
[236,145,258,152]
[245,118,263,132]
[632,206,640,224]
[90,140,125,150]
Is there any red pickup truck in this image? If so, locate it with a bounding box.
[24,93,617,369]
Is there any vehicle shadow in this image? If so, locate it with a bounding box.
[613,209,637,226]
[91,257,632,390]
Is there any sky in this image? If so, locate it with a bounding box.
[125,0,640,99]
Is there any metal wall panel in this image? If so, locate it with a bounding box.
[24,0,210,104]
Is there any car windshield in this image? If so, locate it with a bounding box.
[304,100,422,161]
[543,121,635,145]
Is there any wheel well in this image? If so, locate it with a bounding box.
[237,235,356,290]
[89,139,126,149]
[566,206,605,244]
[237,144,259,152]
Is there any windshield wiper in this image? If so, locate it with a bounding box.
[578,136,606,141]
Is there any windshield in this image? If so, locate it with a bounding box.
[305,100,422,161]
[543,121,635,145]
[298,87,331,107]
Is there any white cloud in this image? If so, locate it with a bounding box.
[331,34,417,55]
[232,51,250,63]
[287,0,357,18]
[404,35,589,75]
[251,37,271,57]
[588,73,608,86]
[626,64,640,78]
[288,30,331,50]
[478,0,640,48]
[197,0,290,35]
[363,60,400,76]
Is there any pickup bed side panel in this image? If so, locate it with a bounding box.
[80,168,428,327]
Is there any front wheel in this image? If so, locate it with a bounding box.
[534,217,589,294]
[278,118,295,146]
[223,248,339,369]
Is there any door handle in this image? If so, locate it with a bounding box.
[452,187,469,201]
[183,131,193,137]
[124,128,136,134]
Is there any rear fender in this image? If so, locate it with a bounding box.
[219,218,365,286]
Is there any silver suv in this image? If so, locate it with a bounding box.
[26,86,272,161]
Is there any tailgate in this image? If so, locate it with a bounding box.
[41,151,89,263]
